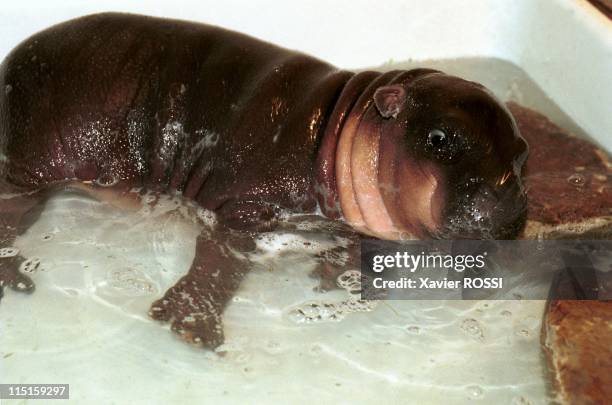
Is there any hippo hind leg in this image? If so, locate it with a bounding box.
[56,182,256,350]
[149,230,255,350]
[0,182,48,301]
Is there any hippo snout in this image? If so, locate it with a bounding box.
[439,180,527,239]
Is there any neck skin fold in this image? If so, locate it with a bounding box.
[315,70,425,239]
[314,70,381,220]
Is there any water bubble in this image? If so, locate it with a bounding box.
[460,318,484,341]
[20,257,41,274]
[567,173,586,187]
[41,233,54,241]
[337,270,361,293]
[285,298,377,325]
[107,268,155,296]
[406,325,420,334]
[285,301,345,324]
[466,385,483,398]
[0,247,19,258]
[94,173,119,187]
[5,84,12,95]
[516,328,530,338]
[501,310,512,317]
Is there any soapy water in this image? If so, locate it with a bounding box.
[0,58,591,404]
[1,190,549,404]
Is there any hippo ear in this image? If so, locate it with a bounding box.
[373,84,407,119]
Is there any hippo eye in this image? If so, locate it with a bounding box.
[422,126,464,163]
[427,129,448,147]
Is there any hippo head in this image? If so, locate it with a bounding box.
[333,70,528,240]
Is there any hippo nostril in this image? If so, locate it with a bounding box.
[494,207,527,239]
[471,184,499,213]
[494,181,527,212]
[489,188,527,237]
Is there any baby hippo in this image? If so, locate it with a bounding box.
[0,13,528,348]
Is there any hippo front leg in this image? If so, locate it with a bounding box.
[149,230,254,349]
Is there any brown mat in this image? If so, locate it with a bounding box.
[509,102,611,405]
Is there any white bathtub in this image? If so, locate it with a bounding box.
[1,1,610,404]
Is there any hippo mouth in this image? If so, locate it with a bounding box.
[430,183,528,240]
[431,205,528,240]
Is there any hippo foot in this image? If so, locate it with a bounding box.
[0,255,35,301]
[149,275,224,349]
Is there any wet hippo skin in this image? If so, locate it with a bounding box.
[0,13,529,349]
